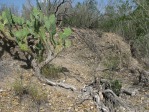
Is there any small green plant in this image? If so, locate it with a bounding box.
[111,80,122,96]
[41,64,62,79]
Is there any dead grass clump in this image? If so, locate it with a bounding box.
[27,84,47,104]
[13,79,26,96]
[12,79,47,104]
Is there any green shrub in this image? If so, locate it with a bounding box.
[111,80,122,96]
[41,64,62,79]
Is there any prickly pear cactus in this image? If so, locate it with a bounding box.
[0,8,72,59]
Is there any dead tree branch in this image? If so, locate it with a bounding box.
[55,0,65,16]
[32,59,76,91]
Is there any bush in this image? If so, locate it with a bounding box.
[99,0,149,59]
[63,0,100,29]
[111,80,122,96]
[41,64,62,79]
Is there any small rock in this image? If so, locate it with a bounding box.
[68,107,71,110]
[43,84,46,86]
[75,108,78,111]
[0,89,5,92]
[131,89,139,96]
[90,106,94,109]
[145,94,149,98]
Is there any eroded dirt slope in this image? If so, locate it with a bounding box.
[0,29,149,112]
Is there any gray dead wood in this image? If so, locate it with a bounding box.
[32,59,76,91]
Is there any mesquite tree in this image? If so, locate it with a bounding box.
[0,8,75,90]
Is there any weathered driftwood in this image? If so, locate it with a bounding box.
[75,77,136,112]
[121,88,139,96]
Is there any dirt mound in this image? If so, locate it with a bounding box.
[52,29,149,111]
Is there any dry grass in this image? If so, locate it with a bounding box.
[27,84,47,104]
[12,78,47,104]
[41,64,62,80]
